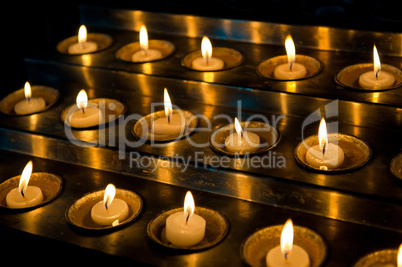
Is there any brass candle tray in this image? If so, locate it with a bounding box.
[353,249,398,267]
[116,40,175,63]
[57,33,113,54]
[182,47,244,71]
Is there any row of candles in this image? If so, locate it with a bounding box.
[68,24,395,90]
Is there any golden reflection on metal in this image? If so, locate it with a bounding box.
[87,146,104,169]
[372,92,380,103]
[279,92,290,115]
[27,114,39,131]
[328,192,340,219]
[137,75,152,97]
[232,173,252,201]
[141,63,153,75]
[184,253,200,267]
[31,135,47,159]
[199,82,217,107]
[81,54,92,66]
[203,72,215,83]
[285,81,297,93]
[317,27,331,51]
[351,102,362,126]
[249,22,263,43]
[183,16,198,37]
[81,67,95,89]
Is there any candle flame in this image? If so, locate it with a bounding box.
[76,89,88,112]
[103,184,116,210]
[234,117,244,138]
[201,36,212,65]
[398,243,402,267]
[18,161,33,198]
[184,191,195,223]
[373,45,381,79]
[24,82,32,101]
[139,25,149,55]
[78,25,88,45]
[318,117,328,154]
[285,35,296,71]
[281,219,294,260]
[164,88,172,122]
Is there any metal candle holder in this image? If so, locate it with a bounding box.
[353,249,398,267]
[115,40,175,63]
[57,33,113,55]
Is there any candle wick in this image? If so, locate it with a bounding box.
[289,61,293,71]
[185,212,190,225]
[240,130,244,139]
[284,252,290,261]
[375,69,380,79]
[142,48,148,57]
[20,189,25,198]
[27,97,31,103]
[81,107,86,116]
[322,143,326,158]
[167,113,171,124]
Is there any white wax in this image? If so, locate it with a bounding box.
[165,211,206,247]
[90,198,129,226]
[68,41,98,54]
[192,57,224,71]
[225,131,260,153]
[14,97,46,115]
[67,107,103,128]
[152,113,185,135]
[132,49,163,62]
[358,70,395,90]
[266,244,310,267]
[306,143,345,169]
[6,186,44,209]
[274,63,307,80]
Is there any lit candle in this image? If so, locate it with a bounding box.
[266,219,310,267]
[90,184,129,226]
[274,35,307,80]
[67,89,103,128]
[359,45,395,90]
[68,25,98,54]
[132,25,163,62]
[14,82,46,115]
[305,118,345,169]
[225,117,260,153]
[152,88,185,135]
[398,243,402,267]
[191,37,224,71]
[6,161,44,209]
[165,191,206,247]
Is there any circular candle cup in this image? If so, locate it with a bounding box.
[132,109,198,142]
[257,55,323,80]
[240,225,327,267]
[181,47,244,71]
[115,40,175,63]
[0,85,59,116]
[335,63,402,91]
[147,207,229,251]
[0,172,63,211]
[57,33,113,54]
[294,133,372,173]
[391,152,402,180]
[65,188,143,231]
[61,98,126,129]
[210,121,280,157]
[353,249,397,267]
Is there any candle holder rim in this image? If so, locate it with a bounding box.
[0,172,63,212]
[334,63,402,91]
[209,120,281,157]
[181,46,245,72]
[390,152,402,180]
[115,39,176,63]
[56,33,113,55]
[294,132,372,173]
[0,85,60,116]
[147,206,230,251]
[256,54,323,81]
[352,248,398,267]
[65,188,143,232]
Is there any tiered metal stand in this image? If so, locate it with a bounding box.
[0,6,401,266]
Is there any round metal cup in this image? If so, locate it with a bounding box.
[0,85,59,116]
[294,133,372,173]
[353,249,397,267]
[147,207,229,251]
[115,40,175,63]
[209,121,280,157]
[61,98,126,129]
[132,109,198,142]
[57,33,113,54]
[391,152,402,179]
[65,188,143,231]
[257,55,323,80]
[181,47,244,71]
[335,63,402,91]
[240,225,327,267]
[0,172,63,211]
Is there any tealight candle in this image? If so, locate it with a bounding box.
[266,219,310,267]
[359,45,395,90]
[90,184,129,226]
[165,191,206,247]
[225,118,260,153]
[67,89,103,128]
[132,25,163,62]
[152,88,185,135]
[192,36,224,71]
[6,161,44,209]
[274,35,307,80]
[68,25,98,54]
[14,82,46,115]
[305,118,345,169]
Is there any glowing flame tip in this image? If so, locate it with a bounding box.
[18,161,33,197]
[373,45,381,78]
[184,191,195,223]
[78,25,87,44]
[201,36,212,64]
[103,184,116,210]
[318,117,328,153]
[285,35,296,70]
[281,219,294,259]
[140,25,149,53]
[24,82,32,100]
[76,89,88,111]
[234,117,244,138]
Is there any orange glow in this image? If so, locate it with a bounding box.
[184,191,195,222]
[18,161,33,197]
[281,219,294,259]
[201,36,212,64]
[103,184,116,210]
[285,35,296,70]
